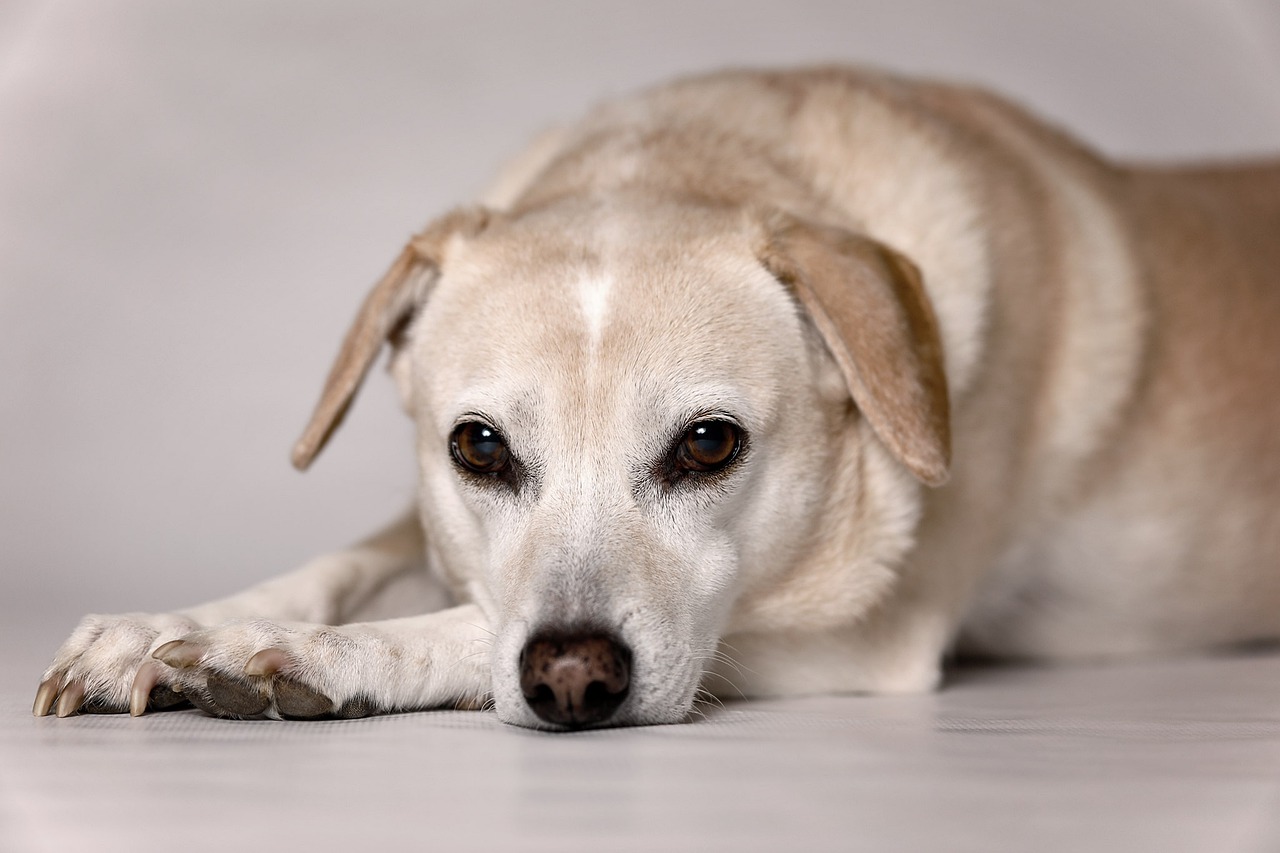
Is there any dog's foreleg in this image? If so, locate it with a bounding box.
[145,606,493,719]
[181,508,438,626]
[34,509,442,717]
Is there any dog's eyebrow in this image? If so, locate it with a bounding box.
[660,384,758,428]
[451,409,503,429]
[449,387,536,423]
[445,391,546,457]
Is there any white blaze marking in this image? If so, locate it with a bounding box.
[577,274,613,351]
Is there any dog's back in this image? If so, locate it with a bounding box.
[504,68,1280,661]
[958,148,1280,657]
[1089,161,1280,647]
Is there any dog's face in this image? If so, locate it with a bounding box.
[291,197,950,729]
[405,201,848,727]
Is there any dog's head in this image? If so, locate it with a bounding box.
[291,197,948,728]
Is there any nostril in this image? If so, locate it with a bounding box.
[529,683,555,708]
[582,680,613,710]
[519,631,632,728]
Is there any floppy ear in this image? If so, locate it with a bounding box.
[290,207,491,471]
[759,215,951,486]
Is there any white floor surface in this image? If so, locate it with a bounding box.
[5,638,1280,852]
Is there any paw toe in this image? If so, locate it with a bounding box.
[274,677,334,719]
[184,680,229,717]
[206,672,271,717]
[148,684,189,711]
[335,695,378,719]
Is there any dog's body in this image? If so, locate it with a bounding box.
[35,68,1280,728]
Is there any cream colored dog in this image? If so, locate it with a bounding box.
[34,67,1280,729]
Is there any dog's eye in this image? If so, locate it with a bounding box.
[451,422,511,474]
[675,420,741,473]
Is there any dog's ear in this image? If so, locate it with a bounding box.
[759,215,951,486]
[291,207,491,471]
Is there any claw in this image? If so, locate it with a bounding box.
[130,661,162,716]
[33,677,60,717]
[244,647,290,677]
[153,639,204,669]
[54,681,85,718]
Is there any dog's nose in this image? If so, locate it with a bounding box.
[519,632,631,727]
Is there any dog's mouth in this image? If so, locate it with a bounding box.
[517,629,633,729]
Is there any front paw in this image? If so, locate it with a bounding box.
[152,620,388,720]
[34,613,201,717]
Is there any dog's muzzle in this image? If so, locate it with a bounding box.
[519,631,631,728]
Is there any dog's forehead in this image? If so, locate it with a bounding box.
[418,204,804,426]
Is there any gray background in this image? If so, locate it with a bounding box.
[3,4,1280,851]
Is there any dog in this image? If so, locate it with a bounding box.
[33,67,1280,729]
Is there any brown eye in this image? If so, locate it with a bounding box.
[676,420,741,473]
[451,422,510,474]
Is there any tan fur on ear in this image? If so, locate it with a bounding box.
[760,215,951,486]
[291,207,491,471]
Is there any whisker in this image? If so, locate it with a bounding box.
[444,649,490,674]
[696,683,728,708]
[690,646,754,678]
[695,658,747,702]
